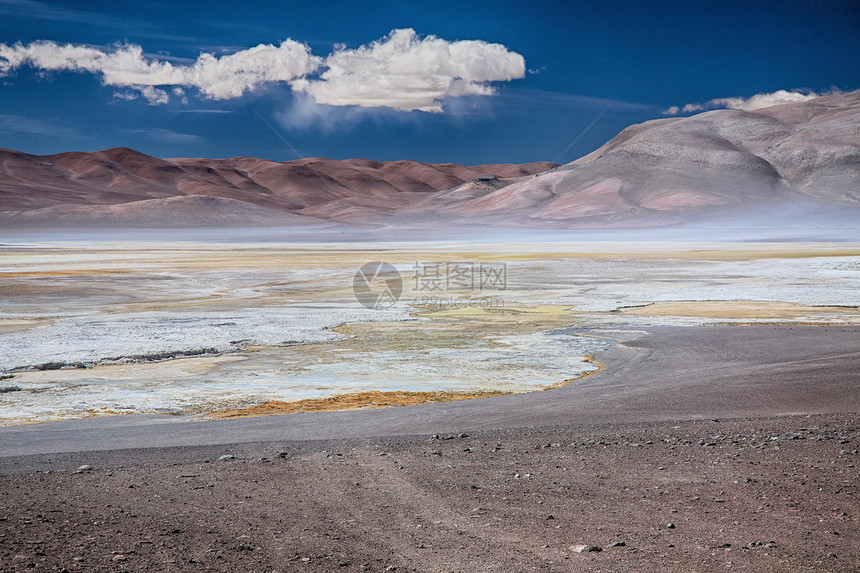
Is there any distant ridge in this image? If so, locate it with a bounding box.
[1,90,858,229]
[0,147,554,226]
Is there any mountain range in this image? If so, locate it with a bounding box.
[1,90,857,230]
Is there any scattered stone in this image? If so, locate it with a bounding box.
[75,465,93,473]
[219,455,236,461]
[609,541,626,547]
[666,523,676,529]
[569,544,602,553]
[112,554,127,562]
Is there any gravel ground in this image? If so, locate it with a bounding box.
[0,415,857,572]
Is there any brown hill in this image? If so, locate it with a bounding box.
[0,148,555,226]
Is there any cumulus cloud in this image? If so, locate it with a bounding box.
[663,89,823,115]
[0,29,526,111]
[291,28,526,112]
[0,39,321,103]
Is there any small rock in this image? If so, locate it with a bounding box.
[569,544,601,553]
[609,541,626,548]
[75,465,93,473]
[666,523,676,529]
[112,555,127,562]
[219,455,235,461]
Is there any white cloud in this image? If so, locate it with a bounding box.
[139,86,170,105]
[290,28,526,112]
[663,89,823,115]
[112,90,139,101]
[0,30,526,112]
[709,89,821,111]
[0,39,320,103]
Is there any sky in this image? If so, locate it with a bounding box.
[0,0,858,165]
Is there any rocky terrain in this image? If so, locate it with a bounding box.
[1,90,858,228]
[1,414,857,572]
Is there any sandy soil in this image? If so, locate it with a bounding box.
[621,300,860,320]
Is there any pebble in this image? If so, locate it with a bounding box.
[75,465,93,473]
[219,454,236,461]
[666,523,676,529]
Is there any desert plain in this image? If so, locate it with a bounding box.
[0,236,858,572]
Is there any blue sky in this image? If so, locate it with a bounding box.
[0,0,858,165]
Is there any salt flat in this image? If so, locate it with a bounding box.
[1,240,858,425]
